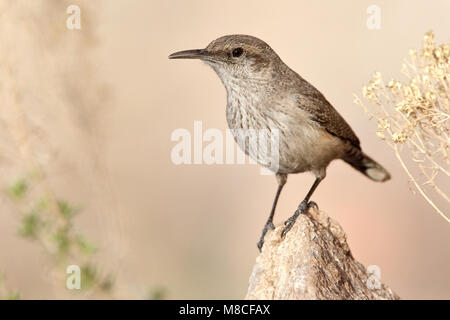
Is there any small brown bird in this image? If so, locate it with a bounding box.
[169,35,390,250]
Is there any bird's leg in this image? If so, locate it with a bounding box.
[281,176,323,238]
[257,174,286,251]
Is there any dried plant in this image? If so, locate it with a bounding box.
[354,31,449,222]
[0,1,121,298]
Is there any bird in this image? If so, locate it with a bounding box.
[169,35,390,251]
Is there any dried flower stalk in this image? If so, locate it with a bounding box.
[355,31,449,222]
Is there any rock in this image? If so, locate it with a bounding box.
[246,207,399,300]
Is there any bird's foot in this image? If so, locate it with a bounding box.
[308,201,319,210]
[257,220,275,251]
[281,200,317,238]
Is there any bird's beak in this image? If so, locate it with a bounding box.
[168,49,208,60]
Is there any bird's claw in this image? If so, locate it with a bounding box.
[308,201,319,210]
[281,214,298,238]
[266,221,275,230]
[257,221,275,251]
[281,200,317,238]
[256,239,264,251]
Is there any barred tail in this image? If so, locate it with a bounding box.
[343,149,391,182]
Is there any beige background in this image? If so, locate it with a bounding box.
[0,0,449,299]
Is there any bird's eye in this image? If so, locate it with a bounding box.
[232,47,244,57]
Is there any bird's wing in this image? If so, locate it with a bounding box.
[295,80,361,149]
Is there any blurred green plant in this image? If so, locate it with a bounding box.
[0,272,20,300]
[148,286,167,300]
[0,1,124,299]
[4,292,20,300]
[18,212,42,239]
[4,176,114,297]
[7,179,27,200]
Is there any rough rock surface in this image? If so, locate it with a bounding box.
[246,207,399,300]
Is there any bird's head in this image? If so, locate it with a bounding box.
[169,35,282,87]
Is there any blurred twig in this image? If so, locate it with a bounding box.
[0,1,119,298]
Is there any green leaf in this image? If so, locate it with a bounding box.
[149,286,167,300]
[18,213,41,239]
[53,229,71,254]
[36,198,48,211]
[76,234,97,255]
[81,264,97,290]
[5,291,20,300]
[57,200,79,220]
[8,179,27,200]
[99,275,114,292]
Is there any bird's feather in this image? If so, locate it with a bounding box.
[294,77,361,149]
